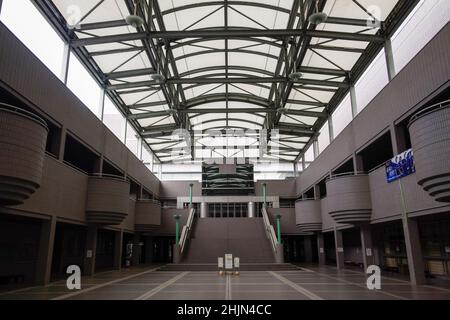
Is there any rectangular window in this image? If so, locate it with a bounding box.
[0,0,65,78]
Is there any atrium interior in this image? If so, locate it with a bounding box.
[0,0,449,301]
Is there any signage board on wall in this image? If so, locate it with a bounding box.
[386,148,415,183]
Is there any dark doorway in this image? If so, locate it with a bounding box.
[151,237,175,263]
[95,229,115,271]
[51,223,86,280]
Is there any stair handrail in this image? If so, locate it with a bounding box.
[179,207,195,254]
[261,206,278,253]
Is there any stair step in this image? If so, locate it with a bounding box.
[159,263,301,272]
[183,218,276,264]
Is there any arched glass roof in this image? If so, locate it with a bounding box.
[37,0,418,163]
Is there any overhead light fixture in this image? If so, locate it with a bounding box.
[308,0,328,25]
[287,44,303,82]
[126,0,144,28]
[151,73,165,83]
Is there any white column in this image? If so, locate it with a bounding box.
[60,43,71,85]
[200,202,208,218]
[248,201,255,218]
[384,38,396,81]
[350,86,358,118]
[328,115,334,142]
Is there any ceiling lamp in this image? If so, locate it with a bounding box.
[151,73,165,83]
[308,0,327,25]
[287,45,303,82]
[126,0,144,28]
[288,71,303,82]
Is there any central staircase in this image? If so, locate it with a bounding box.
[160,217,298,271]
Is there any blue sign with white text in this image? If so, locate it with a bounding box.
[386,149,415,183]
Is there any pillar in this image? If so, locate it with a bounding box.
[350,86,358,118]
[262,183,267,206]
[402,217,426,285]
[200,202,208,218]
[113,229,123,270]
[276,214,282,244]
[84,226,98,276]
[35,216,57,285]
[353,152,364,173]
[334,228,345,270]
[317,233,326,265]
[384,38,396,81]
[360,224,374,272]
[189,183,193,208]
[248,202,255,218]
[303,236,313,263]
[58,128,67,161]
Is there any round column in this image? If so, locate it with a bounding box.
[200,202,208,218]
[248,201,255,218]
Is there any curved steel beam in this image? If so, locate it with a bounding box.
[180,65,274,78]
[175,48,279,62]
[185,92,270,109]
[171,37,283,50]
[192,117,264,128]
[162,1,291,16]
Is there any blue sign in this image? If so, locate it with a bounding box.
[386,149,415,183]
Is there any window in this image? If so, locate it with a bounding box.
[332,93,352,138]
[391,0,450,73]
[125,123,139,156]
[355,50,389,112]
[0,0,65,78]
[103,97,126,141]
[67,53,102,118]
[318,121,330,154]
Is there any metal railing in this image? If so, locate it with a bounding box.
[261,206,278,254]
[409,99,450,124]
[179,207,195,254]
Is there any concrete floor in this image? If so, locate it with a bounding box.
[1,265,450,300]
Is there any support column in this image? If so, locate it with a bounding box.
[328,115,334,142]
[60,43,71,85]
[384,38,396,81]
[58,128,67,161]
[303,236,313,263]
[262,183,267,206]
[188,183,193,208]
[200,202,208,218]
[113,229,123,270]
[84,226,98,276]
[35,216,57,285]
[317,233,326,265]
[334,228,345,270]
[313,139,319,159]
[248,201,255,218]
[353,152,364,173]
[360,224,374,272]
[350,86,358,118]
[402,216,426,285]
